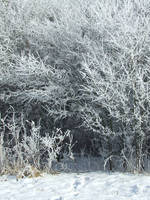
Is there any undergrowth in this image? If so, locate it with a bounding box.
[0,108,74,176]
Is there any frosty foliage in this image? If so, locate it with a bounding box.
[0,0,150,172]
[0,109,73,174]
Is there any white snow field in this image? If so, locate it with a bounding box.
[0,171,150,200]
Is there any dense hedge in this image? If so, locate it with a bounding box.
[0,0,150,172]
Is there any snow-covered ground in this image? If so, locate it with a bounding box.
[0,171,150,200]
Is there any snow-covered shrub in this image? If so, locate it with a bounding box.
[0,0,91,155]
[79,0,150,172]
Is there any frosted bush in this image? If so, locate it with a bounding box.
[78,0,150,172]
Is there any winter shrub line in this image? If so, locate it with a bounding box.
[0,0,150,173]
